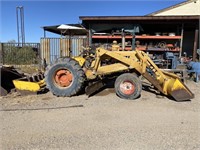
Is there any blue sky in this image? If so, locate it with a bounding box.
[1,0,184,43]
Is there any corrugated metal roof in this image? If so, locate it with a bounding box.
[41,24,88,35]
[79,15,200,21]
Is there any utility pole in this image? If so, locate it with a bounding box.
[16,6,25,46]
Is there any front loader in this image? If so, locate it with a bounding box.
[45,47,194,101]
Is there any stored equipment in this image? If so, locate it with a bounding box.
[13,73,45,92]
[44,47,194,101]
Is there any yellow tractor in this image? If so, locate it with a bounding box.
[44,47,194,101]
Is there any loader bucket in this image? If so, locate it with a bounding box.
[163,72,194,101]
[13,73,45,92]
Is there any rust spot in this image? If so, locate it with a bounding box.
[171,89,194,101]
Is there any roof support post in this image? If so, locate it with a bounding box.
[192,28,199,61]
[43,29,46,38]
[121,29,125,50]
[88,28,92,46]
[132,31,135,50]
[179,23,184,58]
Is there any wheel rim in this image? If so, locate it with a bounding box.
[54,69,73,87]
[119,81,135,95]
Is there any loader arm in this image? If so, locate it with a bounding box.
[87,48,194,101]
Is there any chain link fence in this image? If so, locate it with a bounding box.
[0,43,40,66]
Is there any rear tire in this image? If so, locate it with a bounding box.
[115,73,142,100]
[45,57,85,97]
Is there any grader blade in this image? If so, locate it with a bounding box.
[85,80,105,96]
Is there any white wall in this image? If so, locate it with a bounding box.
[154,0,200,16]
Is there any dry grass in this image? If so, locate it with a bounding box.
[14,65,43,75]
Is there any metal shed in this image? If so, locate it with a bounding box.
[80,15,199,61]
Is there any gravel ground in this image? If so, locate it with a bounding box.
[0,80,200,150]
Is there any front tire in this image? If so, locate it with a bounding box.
[45,57,85,97]
[115,73,142,100]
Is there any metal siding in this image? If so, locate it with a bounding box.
[154,0,200,16]
[40,36,87,63]
[62,38,70,57]
[41,38,50,64]
[50,38,60,62]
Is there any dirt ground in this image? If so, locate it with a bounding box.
[0,80,200,150]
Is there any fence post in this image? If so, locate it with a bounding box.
[0,43,3,65]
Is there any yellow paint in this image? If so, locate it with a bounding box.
[73,56,86,67]
[167,78,186,93]
[90,47,194,100]
[13,79,45,92]
[85,69,96,79]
